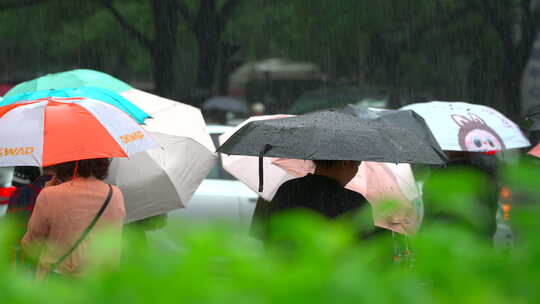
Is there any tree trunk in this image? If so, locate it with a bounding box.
[217,42,241,95]
[150,0,178,99]
[195,32,221,93]
[500,35,535,120]
[190,19,224,106]
[501,69,522,121]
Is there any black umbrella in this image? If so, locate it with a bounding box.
[218,105,447,191]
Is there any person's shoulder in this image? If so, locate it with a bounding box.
[36,182,67,202]
[272,177,309,204]
[40,180,88,199]
[344,188,366,200]
[39,182,63,195]
[110,185,124,199]
[343,188,368,204]
[90,182,124,203]
[276,176,311,190]
[280,176,307,186]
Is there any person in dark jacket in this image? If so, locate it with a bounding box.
[270,160,366,217]
[251,160,372,241]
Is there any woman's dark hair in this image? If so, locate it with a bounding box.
[51,158,111,181]
[313,160,340,168]
[313,160,361,168]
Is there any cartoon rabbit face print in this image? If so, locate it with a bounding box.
[451,114,506,151]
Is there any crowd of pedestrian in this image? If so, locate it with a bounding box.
[4,122,532,281]
[1,73,538,282]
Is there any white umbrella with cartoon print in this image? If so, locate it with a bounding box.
[401,101,530,152]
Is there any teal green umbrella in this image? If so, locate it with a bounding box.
[1,87,150,124]
[3,69,132,98]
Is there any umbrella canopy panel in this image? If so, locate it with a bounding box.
[218,106,447,165]
[120,88,215,152]
[108,133,217,222]
[1,87,150,124]
[4,69,132,98]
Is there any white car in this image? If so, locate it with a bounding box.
[147,125,258,248]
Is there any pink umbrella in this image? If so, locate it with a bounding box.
[219,115,294,200]
[528,143,540,158]
[219,115,422,235]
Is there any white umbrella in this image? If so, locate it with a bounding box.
[219,115,422,235]
[107,89,217,222]
[401,101,530,151]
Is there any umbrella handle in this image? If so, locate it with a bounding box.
[258,156,264,192]
[258,144,272,193]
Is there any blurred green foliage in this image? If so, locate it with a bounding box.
[1,164,540,303]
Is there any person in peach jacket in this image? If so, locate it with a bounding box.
[22,158,125,279]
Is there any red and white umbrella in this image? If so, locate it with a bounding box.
[0,97,159,167]
[219,115,422,235]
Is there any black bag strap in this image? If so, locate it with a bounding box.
[49,184,113,273]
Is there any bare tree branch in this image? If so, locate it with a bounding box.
[0,0,56,11]
[102,0,153,50]
[175,0,194,23]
